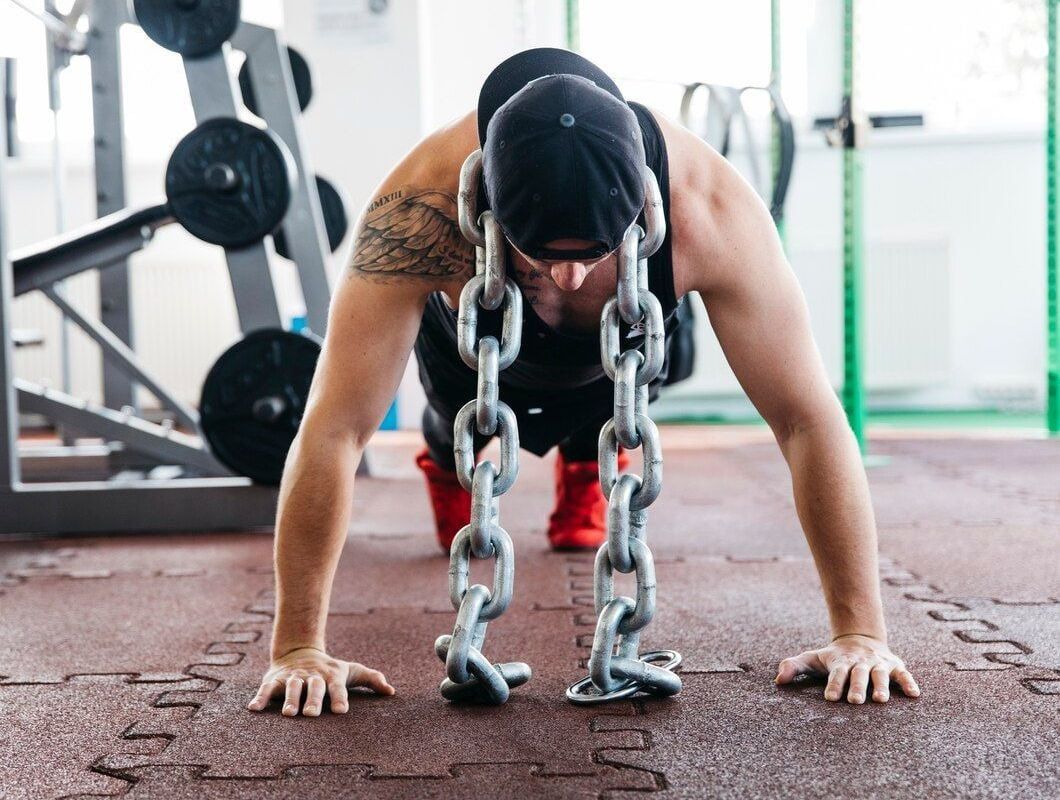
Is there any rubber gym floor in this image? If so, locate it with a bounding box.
[2,426,1057,799]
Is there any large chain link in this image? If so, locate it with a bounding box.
[434,150,531,704]
[567,166,683,704]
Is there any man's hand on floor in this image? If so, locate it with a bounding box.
[247,646,396,717]
[774,634,921,704]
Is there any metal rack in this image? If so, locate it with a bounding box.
[0,4,341,536]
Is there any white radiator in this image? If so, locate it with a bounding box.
[667,237,952,398]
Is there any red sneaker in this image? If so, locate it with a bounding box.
[414,448,472,553]
[547,448,630,550]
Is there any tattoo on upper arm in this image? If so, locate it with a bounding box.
[349,187,475,281]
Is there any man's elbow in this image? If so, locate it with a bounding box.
[769,400,847,452]
[297,412,372,461]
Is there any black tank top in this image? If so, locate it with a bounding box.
[413,102,680,455]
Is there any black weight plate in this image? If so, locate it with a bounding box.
[199,328,321,485]
[239,44,313,117]
[134,0,241,59]
[166,117,294,249]
[273,174,349,260]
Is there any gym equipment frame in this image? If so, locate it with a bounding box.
[0,60,276,536]
[0,3,345,535]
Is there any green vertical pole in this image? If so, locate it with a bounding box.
[1048,0,1060,434]
[770,0,786,244]
[841,0,867,452]
[566,0,580,51]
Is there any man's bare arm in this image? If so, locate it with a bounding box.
[671,131,919,704]
[248,144,475,716]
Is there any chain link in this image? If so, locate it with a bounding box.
[567,167,683,704]
[435,151,531,704]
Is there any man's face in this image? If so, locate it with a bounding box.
[514,239,615,292]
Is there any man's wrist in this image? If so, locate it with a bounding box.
[831,631,887,645]
[271,639,327,660]
[828,599,887,645]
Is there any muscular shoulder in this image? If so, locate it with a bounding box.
[650,108,780,297]
[346,112,480,292]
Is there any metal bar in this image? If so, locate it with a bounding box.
[841,0,866,453]
[42,286,200,431]
[46,0,75,446]
[566,0,579,51]
[770,0,786,244]
[15,379,228,475]
[0,479,278,536]
[11,214,160,295]
[182,47,283,333]
[233,23,332,336]
[87,0,136,415]
[220,245,284,332]
[3,57,15,158]
[0,58,20,489]
[6,0,87,52]
[1049,0,1059,434]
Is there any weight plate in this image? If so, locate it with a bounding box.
[133,0,241,59]
[273,174,350,260]
[199,328,321,485]
[239,44,313,117]
[166,117,295,249]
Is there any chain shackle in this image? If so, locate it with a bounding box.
[638,165,666,261]
[616,226,642,325]
[438,149,530,705]
[599,417,663,509]
[476,336,500,436]
[448,524,515,618]
[457,150,486,247]
[601,293,666,385]
[481,211,507,310]
[594,537,657,633]
[613,349,643,448]
[604,473,647,574]
[445,584,491,684]
[467,462,498,557]
[457,276,523,371]
[454,400,519,496]
[435,634,532,704]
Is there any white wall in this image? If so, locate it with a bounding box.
[419,0,567,130]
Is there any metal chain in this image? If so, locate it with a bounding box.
[567,166,683,704]
[434,150,531,704]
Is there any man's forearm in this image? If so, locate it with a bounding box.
[271,426,362,659]
[778,415,887,641]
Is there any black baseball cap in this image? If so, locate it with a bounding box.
[477,49,646,261]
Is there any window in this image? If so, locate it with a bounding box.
[861,0,1045,132]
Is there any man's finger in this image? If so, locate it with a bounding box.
[282,676,305,716]
[774,651,824,684]
[870,665,891,702]
[846,664,871,704]
[824,661,851,702]
[247,677,283,711]
[328,679,350,713]
[302,675,326,717]
[893,667,921,698]
[350,666,396,696]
